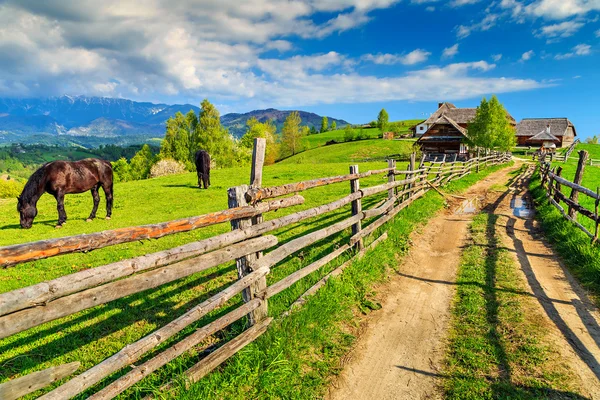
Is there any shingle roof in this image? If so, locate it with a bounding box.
[435,114,467,135]
[526,129,560,142]
[424,102,515,125]
[516,118,575,137]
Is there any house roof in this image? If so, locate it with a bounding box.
[516,118,576,137]
[526,129,560,142]
[423,102,515,125]
[416,114,468,144]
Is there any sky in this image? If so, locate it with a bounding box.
[0,0,598,138]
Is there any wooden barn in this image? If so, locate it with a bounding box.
[516,118,576,148]
[415,102,516,159]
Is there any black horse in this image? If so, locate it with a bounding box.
[195,150,211,189]
[17,159,114,229]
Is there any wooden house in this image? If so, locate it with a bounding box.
[516,118,576,148]
[415,102,515,158]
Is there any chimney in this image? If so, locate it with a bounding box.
[546,124,551,134]
[438,102,444,109]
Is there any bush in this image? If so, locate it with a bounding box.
[150,159,187,178]
[0,179,23,199]
[343,128,356,142]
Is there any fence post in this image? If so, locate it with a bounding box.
[406,153,415,201]
[387,159,396,200]
[553,166,562,204]
[476,148,480,173]
[594,187,599,244]
[569,150,589,219]
[227,139,269,326]
[349,165,363,251]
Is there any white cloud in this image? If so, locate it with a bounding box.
[521,50,535,61]
[456,13,499,38]
[426,6,436,11]
[555,43,592,59]
[596,28,600,37]
[442,44,459,59]
[450,0,481,6]
[0,1,546,107]
[524,0,600,19]
[362,49,431,65]
[492,54,503,61]
[537,20,584,39]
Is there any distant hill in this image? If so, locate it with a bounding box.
[222,108,349,137]
[0,96,349,146]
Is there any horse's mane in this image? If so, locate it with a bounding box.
[20,164,47,204]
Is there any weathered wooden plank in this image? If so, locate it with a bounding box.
[88,299,262,400]
[548,197,594,239]
[569,150,589,219]
[38,266,270,400]
[549,173,600,200]
[245,167,397,203]
[265,244,351,298]
[350,165,363,251]
[0,196,302,269]
[0,237,276,339]
[553,190,598,222]
[0,362,80,400]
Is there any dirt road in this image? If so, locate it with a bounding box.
[328,165,520,400]
[328,163,600,399]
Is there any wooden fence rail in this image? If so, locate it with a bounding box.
[539,151,600,243]
[0,141,511,399]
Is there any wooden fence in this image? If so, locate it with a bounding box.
[0,140,511,400]
[539,150,600,243]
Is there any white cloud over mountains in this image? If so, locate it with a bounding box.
[0,0,545,107]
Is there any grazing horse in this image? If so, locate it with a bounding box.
[17,159,114,229]
[195,150,211,189]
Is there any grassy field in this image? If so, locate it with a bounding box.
[444,212,579,399]
[0,141,509,398]
[280,139,415,165]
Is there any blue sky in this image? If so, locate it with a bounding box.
[0,0,597,138]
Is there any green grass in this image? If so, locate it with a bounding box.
[444,212,580,399]
[280,139,415,165]
[0,144,509,398]
[530,168,600,302]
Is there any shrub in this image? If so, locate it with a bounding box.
[150,158,187,178]
[343,127,356,142]
[0,179,23,199]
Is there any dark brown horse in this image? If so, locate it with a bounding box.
[17,159,114,229]
[195,150,211,189]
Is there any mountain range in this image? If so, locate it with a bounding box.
[0,96,349,146]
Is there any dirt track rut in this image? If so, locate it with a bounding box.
[328,163,600,399]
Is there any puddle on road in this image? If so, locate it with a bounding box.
[455,197,480,215]
[511,196,534,218]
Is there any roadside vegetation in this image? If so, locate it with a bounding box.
[445,212,580,399]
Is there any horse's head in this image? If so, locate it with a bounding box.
[17,196,37,229]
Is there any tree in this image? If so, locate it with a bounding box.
[111,158,132,182]
[320,116,328,133]
[377,109,389,132]
[586,135,598,144]
[241,117,279,164]
[309,126,318,135]
[467,95,516,151]
[129,144,155,180]
[331,121,337,131]
[280,111,306,157]
[343,124,355,142]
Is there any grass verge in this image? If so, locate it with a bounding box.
[444,212,580,399]
[529,168,600,303]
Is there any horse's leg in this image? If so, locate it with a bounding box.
[87,186,100,222]
[198,172,203,188]
[103,182,113,220]
[55,191,67,227]
[203,172,209,189]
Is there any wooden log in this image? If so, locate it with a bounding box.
[88,299,263,400]
[569,150,589,219]
[393,167,427,176]
[38,266,270,400]
[594,188,600,244]
[0,237,276,340]
[350,165,363,251]
[362,197,395,219]
[549,173,600,200]
[387,160,396,199]
[150,317,273,398]
[254,213,362,271]
[548,197,594,239]
[290,232,388,311]
[0,197,302,318]
[553,167,562,204]
[0,362,80,400]
[0,197,302,269]
[245,167,395,203]
[553,190,598,222]
[476,149,480,173]
[265,244,351,298]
